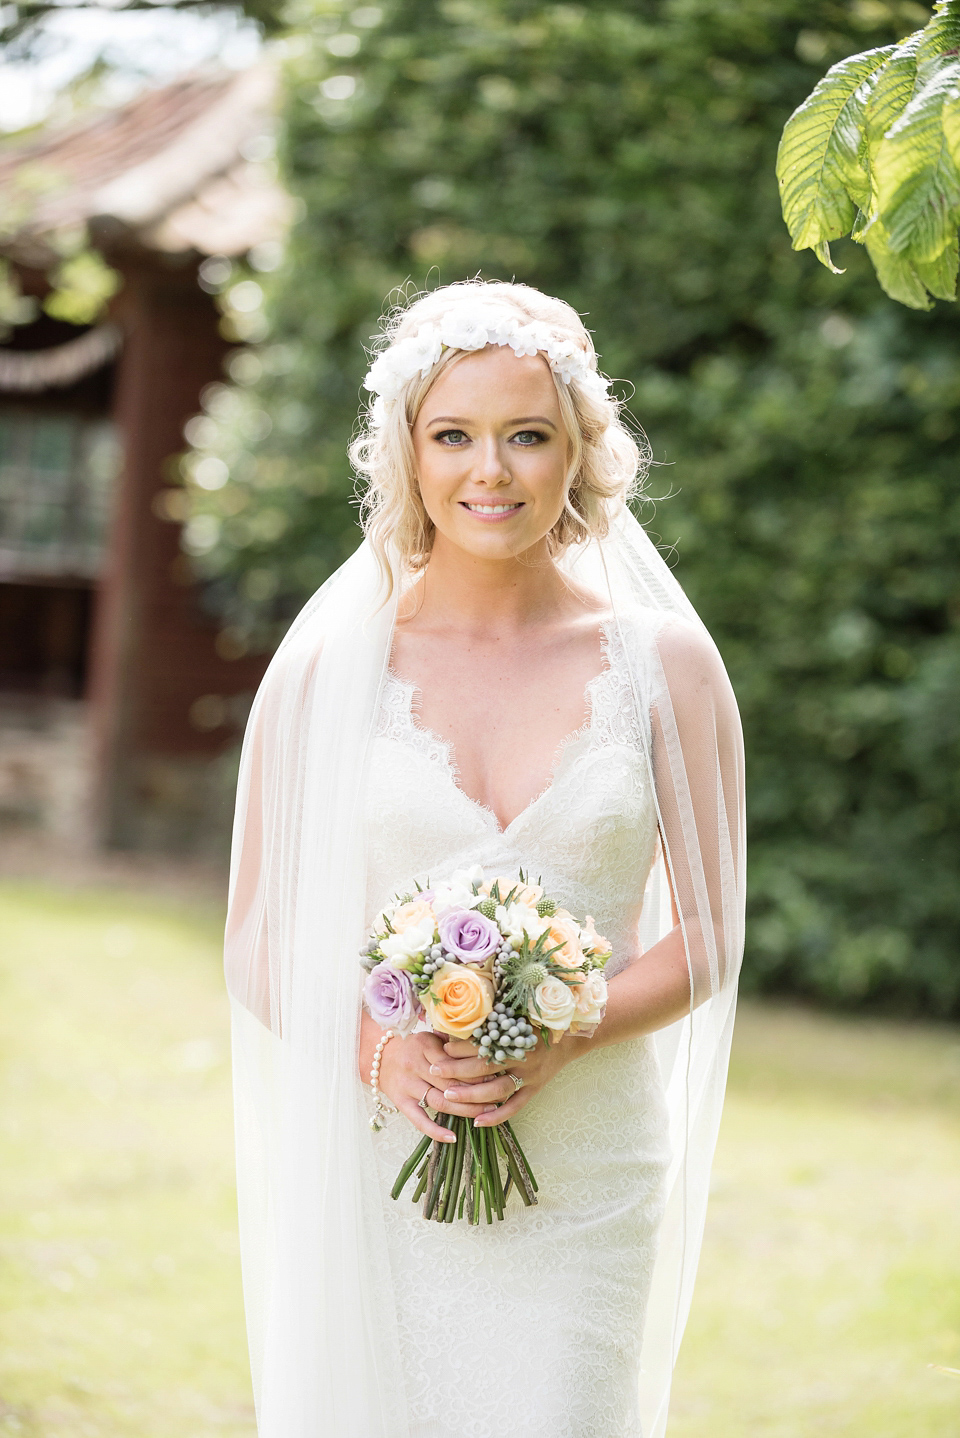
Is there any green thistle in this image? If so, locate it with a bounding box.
[499,934,566,1015]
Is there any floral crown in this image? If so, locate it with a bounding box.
[362,304,610,426]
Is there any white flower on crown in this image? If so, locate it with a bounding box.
[544,337,581,383]
[362,303,610,423]
[363,322,443,402]
[438,309,493,352]
[578,369,611,402]
[406,322,444,373]
[509,322,548,359]
[488,314,518,348]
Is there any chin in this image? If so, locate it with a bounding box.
[450,529,539,562]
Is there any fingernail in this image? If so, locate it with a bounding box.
[484,1105,498,1112]
[443,1088,456,1098]
[442,1132,456,1142]
[429,1064,441,1074]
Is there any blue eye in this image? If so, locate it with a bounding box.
[513,430,545,446]
[436,429,468,445]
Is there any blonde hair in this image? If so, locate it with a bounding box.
[350,280,648,586]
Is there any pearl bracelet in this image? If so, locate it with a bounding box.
[369,1028,398,1132]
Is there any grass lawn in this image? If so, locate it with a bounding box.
[1,878,958,1437]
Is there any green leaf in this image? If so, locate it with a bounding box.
[943,79,960,170]
[814,240,845,274]
[862,219,934,308]
[776,45,896,256]
[915,1,960,67]
[915,234,960,298]
[863,29,926,150]
[874,60,960,262]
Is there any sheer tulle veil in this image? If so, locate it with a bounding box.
[224,303,745,1438]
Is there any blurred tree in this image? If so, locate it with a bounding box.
[0,0,287,55]
[186,0,960,1016]
[778,0,960,308]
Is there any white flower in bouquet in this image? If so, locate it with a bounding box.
[532,975,578,1031]
[432,865,484,917]
[381,914,436,965]
[496,900,547,944]
[570,970,608,1031]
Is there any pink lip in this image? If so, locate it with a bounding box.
[458,501,525,523]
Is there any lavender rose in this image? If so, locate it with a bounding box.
[438,908,501,965]
[363,962,420,1036]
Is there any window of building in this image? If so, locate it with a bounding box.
[0,409,120,581]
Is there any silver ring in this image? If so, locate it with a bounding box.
[418,1086,432,1111]
[508,1073,524,1093]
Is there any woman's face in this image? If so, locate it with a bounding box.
[411,344,571,564]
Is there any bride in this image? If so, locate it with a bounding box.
[224,281,744,1438]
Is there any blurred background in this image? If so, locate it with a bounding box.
[0,2,958,1435]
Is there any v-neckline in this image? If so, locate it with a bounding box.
[386,620,614,836]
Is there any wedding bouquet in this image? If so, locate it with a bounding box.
[360,867,610,1224]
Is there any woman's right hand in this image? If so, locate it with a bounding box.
[362,1016,506,1142]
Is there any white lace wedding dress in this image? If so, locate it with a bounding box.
[363,620,672,1438]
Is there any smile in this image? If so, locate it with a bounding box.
[461,502,524,515]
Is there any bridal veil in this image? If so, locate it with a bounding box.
[224,492,744,1437]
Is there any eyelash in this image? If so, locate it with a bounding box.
[434,430,547,447]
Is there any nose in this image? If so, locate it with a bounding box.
[473,435,511,486]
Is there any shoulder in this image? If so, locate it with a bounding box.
[653,617,725,681]
[611,608,734,708]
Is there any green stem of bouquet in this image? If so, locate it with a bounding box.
[393,1113,538,1225]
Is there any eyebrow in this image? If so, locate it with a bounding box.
[426,415,558,429]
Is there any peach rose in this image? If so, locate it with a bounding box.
[569,970,608,1033]
[391,898,436,934]
[423,962,494,1040]
[481,876,543,907]
[581,914,612,959]
[543,911,584,972]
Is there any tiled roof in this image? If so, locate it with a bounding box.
[0,64,292,262]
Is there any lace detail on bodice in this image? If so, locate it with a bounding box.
[378,621,622,827]
[366,616,660,973]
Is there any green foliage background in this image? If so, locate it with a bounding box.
[187,0,960,1016]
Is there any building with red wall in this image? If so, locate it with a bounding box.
[0,65,287,848]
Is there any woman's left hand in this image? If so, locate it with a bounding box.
[427,1034,575,1126]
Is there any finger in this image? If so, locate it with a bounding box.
[429,1057,506,1081]
[473,1088,530,1126]
[442,1040,477,1057]
[396,1096,457,1143]
[422,1084,499,1120]
[441,1074,518,1105]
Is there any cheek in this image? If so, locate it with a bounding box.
[524,448,570,515]
[413,445,462,515]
